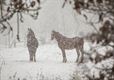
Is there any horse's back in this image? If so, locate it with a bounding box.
[73,37,84,48]
[73,37,83,43]
[59,37,83,49]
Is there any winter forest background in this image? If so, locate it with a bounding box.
[0,0,114,80]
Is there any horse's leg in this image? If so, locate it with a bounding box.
[30,54,33,61]
[75,48,80,63]
[81,50,84,63]
[79,45,84,63]
[29,54,31,61]
[34,50,36,62]
[29,50,32,62]
[61,48,67,63]
[30,50,34,62]
[33,54,36,62]
[32,48,36,62]
[79,49,83,63]
[31,54,34,62]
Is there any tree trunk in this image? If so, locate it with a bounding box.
[17,12,20,41]
[0,0,3,18]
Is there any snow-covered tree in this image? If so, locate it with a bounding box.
[0,0,40,41]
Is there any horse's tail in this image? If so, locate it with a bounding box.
[79,38,84,63]
[80,38,84,51]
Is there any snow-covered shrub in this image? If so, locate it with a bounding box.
[71,36,114,80]
[8,72,62,80]
[72,58,114,80]
[70,72,81,80]
[85,59,114,80]
[89,46,114,64]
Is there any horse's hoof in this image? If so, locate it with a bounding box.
[75,60,78,63]
[63,60,67,63]
[63,62,66,63]
[80,60,84,63]
[78,61,83,64]
[63,61,66,63]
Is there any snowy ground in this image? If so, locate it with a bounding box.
[0,0,114,80]
[0,42,114,80]
[0,43,81,80]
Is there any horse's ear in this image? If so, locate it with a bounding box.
[28,28,30,31]
[29,28,33,32]
[29,28,31,30]
[52,30,56,33]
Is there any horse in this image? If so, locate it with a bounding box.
[27,28,38,62]
[51,30,84,63]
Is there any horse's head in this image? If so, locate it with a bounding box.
[27,28,35,37]
[51,30,56,40]
[28,28,32,33]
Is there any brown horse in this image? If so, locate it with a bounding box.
[27,28,38,62]
[51,30,84,63]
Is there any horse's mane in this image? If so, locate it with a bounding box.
[29,28,34,34]
[53,30,66,38]
[28,28,35,38]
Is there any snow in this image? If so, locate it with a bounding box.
[0,44,77,80]
[74,58,114,80]
[89,58,114,78]
[0,38,114,80]
[96,46,114,56]
[0,0,114,80]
